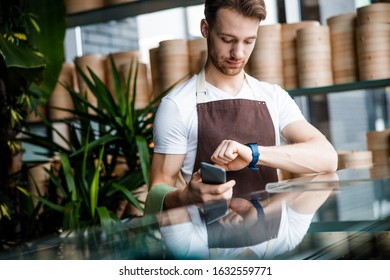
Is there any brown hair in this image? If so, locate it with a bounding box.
[204,0,267,28]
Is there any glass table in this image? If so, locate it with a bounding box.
[1,165,390,260]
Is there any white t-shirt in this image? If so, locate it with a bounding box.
[153,74,305,182]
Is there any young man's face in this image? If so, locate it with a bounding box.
[202,8,260,76]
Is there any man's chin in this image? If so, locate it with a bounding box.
[223,68,243,76]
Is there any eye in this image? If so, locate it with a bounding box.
[244,39,255,45]
[221,37,233,43]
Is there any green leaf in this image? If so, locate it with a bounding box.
[96,206,113,234]
[90,147,104,219]
[0,35,46,86]
[63,201,80,230]
[70,133,120,157]
[81,130,90,182]
[60,152,78,202]
[108,54,126,112]
[0,35,45,69]
[30,194,65,213]
[112,183,143,212]
[25,0,66,100]
[19,128,69,155]
[136,135,151,187]
[88,69,118,116]
[43,166,68,200]
[0,203,11,220]
[118,170,144,191]
[16,186,31,197]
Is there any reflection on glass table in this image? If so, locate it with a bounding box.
[159,172,337,260]
[1,165,390,260]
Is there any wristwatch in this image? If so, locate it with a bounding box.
[246,143,259,170]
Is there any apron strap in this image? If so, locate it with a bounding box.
[196,68,207,104]
[196,68,260,103]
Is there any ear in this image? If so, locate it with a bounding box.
[200,19,209,38]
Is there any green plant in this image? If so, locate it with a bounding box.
[19,56,169,237]
[0,0,66,250]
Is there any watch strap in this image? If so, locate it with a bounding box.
[246,143,260,170]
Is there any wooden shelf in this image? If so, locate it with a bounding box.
[288,78,390,97]
[67,0,204,27]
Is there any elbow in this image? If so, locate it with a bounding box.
[323,147,338,173]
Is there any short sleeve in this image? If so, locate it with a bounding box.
[274,85,305,131]
[153,98,188,154]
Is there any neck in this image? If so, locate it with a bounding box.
[204,63,246,96]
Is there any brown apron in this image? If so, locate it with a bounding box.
[193,69,278,197]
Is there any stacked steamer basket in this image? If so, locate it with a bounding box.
[188,38,207,76]
[356,3,390,81]
[48,63,78,121]
[106,0,137,5]
[249,24,284,86]
[327,13,359,85]
[337,150,373,170]
[104,51,140,100]
[118,62,151,110]
[148,47,162,99]
[104,51,151,109]
[65,0,106,14]
[281,21,320,90]
[158,39,190,91]
[74,54,106,110]
[366,129,390,166]
[48,63,78,150]
[296,25,333,88]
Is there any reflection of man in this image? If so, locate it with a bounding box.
[159,173,337,259]
[147,0,337,213]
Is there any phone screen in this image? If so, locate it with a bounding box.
[200,162,226,184]
[200,162,229,224]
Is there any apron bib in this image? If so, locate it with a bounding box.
[193,69,278,197]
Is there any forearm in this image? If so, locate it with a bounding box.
[258,139,338,174]
[163,188,190,209]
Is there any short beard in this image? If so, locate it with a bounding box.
[210,54,245,76]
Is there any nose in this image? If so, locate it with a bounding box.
[230,42,244,59]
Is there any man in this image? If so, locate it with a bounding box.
[146,0,337,213]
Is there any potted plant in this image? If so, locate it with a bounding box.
[0,0,66,250]
[18,55,171,242]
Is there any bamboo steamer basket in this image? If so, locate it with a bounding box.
[249,24,283,86]
[107,0,136,5]
[48,63,77,120]
[356,23,390,81]
[149,47,162,99]
[281,21,320,90]
[75,54,106,109]
[119,62,151,110]
[188,37,207,75]
[105,50,140,97]
[158,39,190,91]
[297,25,333,88]
[370,164,390,179]
[337,150,373,170]
[357,3,390,26]
[327,13,359,84]
[366,129,390,165]
[52,122,71,151]
[65,0,106,14]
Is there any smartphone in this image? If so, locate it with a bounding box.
[200,162,229,224]
[200,162,226,184]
